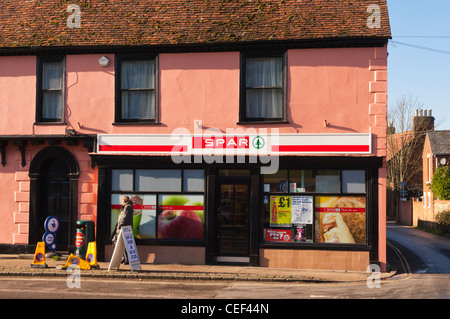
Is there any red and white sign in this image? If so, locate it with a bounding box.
[75,231,86,248]
[265,229,292,242]
[97,133,371,155]
[272,133,371,154]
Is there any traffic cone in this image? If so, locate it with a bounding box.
[85,242,99,269]
[62,254,91,270]
[30,242,47,268]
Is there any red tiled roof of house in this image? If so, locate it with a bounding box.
[0,0,391,49]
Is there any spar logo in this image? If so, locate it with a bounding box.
[252,136,265,150]
[192,136,250,149]
[75,231,85,248]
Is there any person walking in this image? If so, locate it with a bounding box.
[112,195,134,264]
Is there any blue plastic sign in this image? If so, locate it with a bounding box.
[43,216,60,251]
[44,216,60,233]
[42,232,55,245]
[42,232,56,251]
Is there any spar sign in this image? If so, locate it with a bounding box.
[97,133,371,155]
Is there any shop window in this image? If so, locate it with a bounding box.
[315,196,366,244]
[219,169,251,176]
[36,55,65,123]
[240,52,286,123]
[264,195,314,243]
[110,169,205,242]
[342,170,366,193]
[183,169,205,192]
[112,169,133,191]
[135,169,181,192]
[263,169,367,245]
[289,170,315,193]
[157,194,204,240]
[111,194,156,239]
[315,170,340,193]
[115,54,158,123]
[263,169,288,193]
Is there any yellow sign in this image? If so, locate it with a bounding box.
[270,196,292,227]
[62,254,91,270]
[85,242,98,269]
[30,242,47,268]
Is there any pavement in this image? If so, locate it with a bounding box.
[0,254,396,283]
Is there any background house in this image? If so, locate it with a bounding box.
[412,130,450,228]
[387,109,435,221]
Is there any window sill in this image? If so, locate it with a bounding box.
[237,120,290,125]
[113,121,161,126]
[34,121,66,126]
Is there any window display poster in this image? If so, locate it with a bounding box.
[315,196,366,244]
[265,229,292,242]
[157,194,204,240]
[293,224,306,241]
[270,196,292,227]
[291,196,313,224]
[111,194,157,239]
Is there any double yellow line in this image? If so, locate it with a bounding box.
[387,240,412,274]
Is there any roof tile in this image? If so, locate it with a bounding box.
[0,0,391,49]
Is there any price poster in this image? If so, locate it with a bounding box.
[291,196,313,224]
[270,196,292,227]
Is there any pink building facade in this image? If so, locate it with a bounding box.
[0,1,390,271]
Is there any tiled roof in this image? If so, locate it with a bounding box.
[427,131,450,155]
[0,0,391,49]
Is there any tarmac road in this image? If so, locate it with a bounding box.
[0,272,447,300]
[386,222,450,274]
[0,221,448,302]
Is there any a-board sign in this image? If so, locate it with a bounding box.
[108,226,141,272]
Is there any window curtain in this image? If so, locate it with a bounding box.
[42,61,63,120]
[121,61,155,119]
[246,58,282,118]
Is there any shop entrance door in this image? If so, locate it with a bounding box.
[216,180,250,264]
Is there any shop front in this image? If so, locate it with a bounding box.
[93,132,382,271]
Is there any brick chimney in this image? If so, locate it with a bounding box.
[413,109,434,132]
[387,121,395,135]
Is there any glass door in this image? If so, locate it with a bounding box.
[217,181,250,262]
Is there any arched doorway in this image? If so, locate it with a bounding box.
[29,147,79,252]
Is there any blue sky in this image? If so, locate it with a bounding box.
[387,0,450,130]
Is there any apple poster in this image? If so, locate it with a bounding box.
[111,194,204,240]
[157,195,204,240]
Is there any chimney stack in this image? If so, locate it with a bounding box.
[413,108,435,132]
[387,120,395,135]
